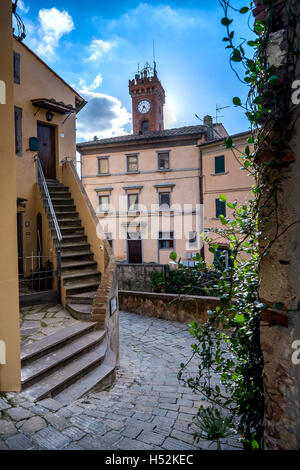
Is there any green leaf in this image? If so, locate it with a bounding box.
[219,194,227,202]
[224,136,233,148]
[221,17,233,26]
[233,97,242,106]
[240,7,249,14]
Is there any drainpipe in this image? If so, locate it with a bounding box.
[198,145,205,260]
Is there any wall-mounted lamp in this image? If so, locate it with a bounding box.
[46,110,54,122]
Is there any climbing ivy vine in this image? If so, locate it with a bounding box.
[178,0,300,450]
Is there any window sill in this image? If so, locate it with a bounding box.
[210,171,229,176]
[97,173,111,177]
[126,171,140,175]
[157,169,172,172]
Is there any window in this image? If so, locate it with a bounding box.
[127,155,138,173]
[14,106,22,156]
[98,195,110,212]
[141,120,149,134]
[213,248,231,269]
[98,157,109,175]
[189,231,197,248]
[159,231,174,249]
[13,52,20,84]
[159,192,170,209]
[215,155,225,174]
[216,198,226,218]
[158,152,170,170]
[128,193,139,211]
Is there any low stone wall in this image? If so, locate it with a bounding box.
[118,290,221,324]
[117,263,167,292]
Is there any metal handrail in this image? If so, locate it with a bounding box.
[36,157,62,244]
[36,157,62,301]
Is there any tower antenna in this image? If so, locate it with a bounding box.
[216,103,230,123]
[153,40,157,76]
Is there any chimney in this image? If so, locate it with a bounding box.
[203,115,213,127]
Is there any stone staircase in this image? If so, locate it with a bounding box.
[21,321,115,405]
[47,180,100,319]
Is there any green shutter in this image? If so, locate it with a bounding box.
[14,106,22,156]
[215,155,225,174]
[216,199,226,218]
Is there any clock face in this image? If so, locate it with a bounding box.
[137,99,151,114]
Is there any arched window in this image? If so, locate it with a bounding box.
[141,120,149,134]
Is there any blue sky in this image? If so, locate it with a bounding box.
[15,0,254,142]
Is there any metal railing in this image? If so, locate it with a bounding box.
[36,157,62,299]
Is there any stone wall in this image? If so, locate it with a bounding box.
[117,263,167,292]
[118,290,221,324]
[254,0,300,450]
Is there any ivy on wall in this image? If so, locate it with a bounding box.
[178,0,300,450]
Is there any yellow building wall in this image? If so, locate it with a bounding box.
[13,38,78,260]
[201,135,253,264]
[81,134,253,267]
[0,0,21,392]
[81,143,202,263]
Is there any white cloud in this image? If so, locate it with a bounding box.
[76,79,131,141]
[86,39,116,62]
[18,1,29,14]
[78,74,103,93]
[108,3,206,32]
[36,8,74,58]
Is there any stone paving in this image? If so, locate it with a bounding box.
[0,308,241,450]
[20,304,80,345]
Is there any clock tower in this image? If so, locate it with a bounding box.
[129,62,165,134]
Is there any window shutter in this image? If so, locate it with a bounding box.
[13,52,20,84]
[216,199,226,218]
[14,106,23,156]
[215,155,225,174]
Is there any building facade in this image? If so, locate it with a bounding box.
[78,65,252,266]
[0,1,119,391]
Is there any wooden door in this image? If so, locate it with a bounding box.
[128,239,142,264]
[37,124,56,179]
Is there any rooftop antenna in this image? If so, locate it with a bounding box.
[216,103,230,123]
[153,40,157,76]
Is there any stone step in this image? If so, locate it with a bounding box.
[61,250,94,260]
[61,242,90,251]
[21,321,96,363]
[65,280,101,295]
[62,269,100,280]
[24,340,108,401]
[54,356,115,405]
[55,212,79,219]
[58,234,87,243]
[67,291,97,305]
[58,227,85,235]
[52,200,74,207]
[63,273,100,287]
[51,195,72,201]
[58,218,81,226]
[61,260,97,270]
[48,188,70,195]
[54,205,77,213]
[66,303,93,316]
[22,329,105,386]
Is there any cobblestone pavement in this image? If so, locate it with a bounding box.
[0,310,241,450]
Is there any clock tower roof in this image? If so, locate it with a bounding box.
[129,62,165,135]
